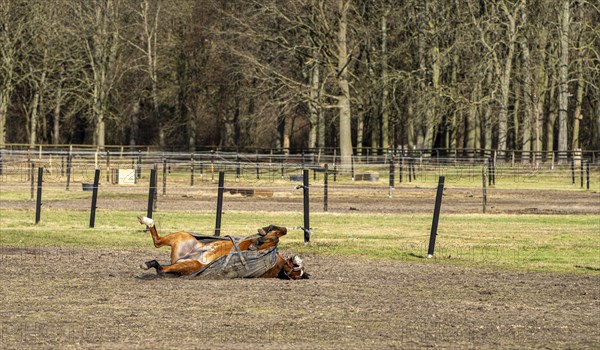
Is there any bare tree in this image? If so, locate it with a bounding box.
[79,0,122,148]
[557,0,570,159]
[0,1,31,147]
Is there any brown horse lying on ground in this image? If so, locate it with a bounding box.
[137,216,309,279]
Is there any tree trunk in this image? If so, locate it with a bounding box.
[52,85,62,145]
[356,111,364,156]
[130,99,140,146]
[571,8,584,151]
[513,64,521,150]
[337,0,353,165]
[380,7,390,150]
[142,0,161,148]
[558,0,570,160]
[89,0,118,149]
[282,113,292,153]
[416,2,426,150]
[498,13,517,153]
[467,81,480,151]
[29,90,40,147]
[546,80,558,153]
[426,45,441,150]
[533,27,548,165]
[407,103,415,149]
[0,90,8,147]
[596,94,600,152]
[308,61,319,149]
[571,60,583,151]
[520,1,533,162]
[450,53,460,150]
[188,111,196,152]
[484,70,493,151]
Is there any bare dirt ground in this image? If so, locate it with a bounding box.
[2,187,599,215]
[0,246,598,349]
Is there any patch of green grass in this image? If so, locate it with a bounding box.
[0,208,598,274]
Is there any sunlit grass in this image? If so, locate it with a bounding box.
[0,208,597,274]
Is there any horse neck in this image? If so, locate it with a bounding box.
[148,226,162,247]
[275,253,291,279]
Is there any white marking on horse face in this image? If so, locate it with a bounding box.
[293,256,303,267]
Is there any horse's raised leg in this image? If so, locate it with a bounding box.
[244,225,288,251]
[141,259,204,276]
[137,216,203,263]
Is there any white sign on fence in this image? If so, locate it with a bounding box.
[117,169,136,185]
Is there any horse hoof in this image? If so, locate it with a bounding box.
[137,216,154,228]
[143,260,159,270]
[140,263,149,270]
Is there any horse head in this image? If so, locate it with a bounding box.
[280,255,310,280]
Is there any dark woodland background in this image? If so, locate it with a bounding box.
[1,0,599,157]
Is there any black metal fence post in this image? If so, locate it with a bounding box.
[35,167,43,224]
[302,169,310,243]
[66,152,72,190]
[146,168,157,221]
[162,157,167,197]
[30,161,35,201]
[106,151,111,183]
[190,153,195,186]
[389,156,395,198]
[153,164,158,211]
[89,169,100,228]
[211,153,215,182]
[199,157,204,181]
[399,157,403,183]
[580,157,584,188]
[215,171,225,236]
[586,160,590,190]
[323,164,328,212]
[492,151,497,185]
[131,156,136,184]
[137,150,142,179]
[256,153,260,179]
[427,176,445,258]
[412,158,417,181]
[389,156,395,189]
[571,157,575,184]
[333,150,337,182]
[482,167,487,213]
[488,157,493,186]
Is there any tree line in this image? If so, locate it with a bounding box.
[1,0,599,163]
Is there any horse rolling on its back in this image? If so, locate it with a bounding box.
[137,216,309,279]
